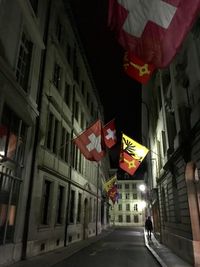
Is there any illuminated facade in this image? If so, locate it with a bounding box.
[109,179,146,226]
[142,17,200,266]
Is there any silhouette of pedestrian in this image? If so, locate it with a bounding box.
[145,216,153,240]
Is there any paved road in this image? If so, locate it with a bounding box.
[53,227,161,267]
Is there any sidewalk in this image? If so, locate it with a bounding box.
[144,230,193,267]
[6,229,114,267]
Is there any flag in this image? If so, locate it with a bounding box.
[108,0,200,68]
[119,133,149,175]
[103,119,117,148]
[123,51,155,84]
[104,175,117,192]
[73,120,105,162]
[122,133,149,162]
[108,184,119,204]
[119,150,140,175]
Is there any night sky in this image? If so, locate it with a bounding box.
[69,0,142,168]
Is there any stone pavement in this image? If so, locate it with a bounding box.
[6,227,193,267]
[144,230,193,267]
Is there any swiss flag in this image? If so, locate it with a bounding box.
[73,120,105,162]
[103,119,117,148]
[119,150,140,176]
[123,51,155,84]
[108,0,200,68]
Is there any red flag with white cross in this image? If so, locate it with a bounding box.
[73,120,105,162]
[123,51,155,84]
[103,119,117,148]
[108,0,200,68]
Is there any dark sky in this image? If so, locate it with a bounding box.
[69,0,142,167]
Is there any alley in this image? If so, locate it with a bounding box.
[53,227,160,267]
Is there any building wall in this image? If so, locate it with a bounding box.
[142,16,200,266]
[0,0,47,265]
[26,0,110,259]
[109,179,146,227]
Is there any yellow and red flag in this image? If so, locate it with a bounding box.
[119,133,149,175]
[104,175,117,192]
[123,51,155,84]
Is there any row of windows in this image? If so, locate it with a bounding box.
[118,193,138,200]
[115,215,139,223]
[54,18,97,120]
[46,112,70,163]
[118,204,138,211]
[46,112,98,180]
[41,179,98,226]
[117,183,137,190]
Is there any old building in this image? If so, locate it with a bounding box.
[142,17,200,266]
[25,0,110,259]
[0,0,48,264]
[0,0,110,264]
[109,178,146,226]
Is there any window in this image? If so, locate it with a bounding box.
[55,18,63,43]
[59,127,70,163]
[134,215,139,223]
[53,63,61,90]
[162,130,167,156]
[80,112,85,129]
[77,193,82,223]
[126,215,131,223]
[133,193,137,199]
[41,180,51,225]
[125,193,130,199]
[132,184,136,189]
[118,204,122,211]
[126,204,130,211]
[69,190,75,223]
[117,184,122,189]
[118,215,123,222]
[56,186,64,224]
[16,31,32,92]
[64,82,71,107]
[118,193,122,199]
[74,101,79,122]
[46,113,53,150]
[125,184,129,189]
[46,112,59,155]
[29,0,38,13]
[133,204,138,211]
[71,143,78,169]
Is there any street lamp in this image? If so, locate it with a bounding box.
[139,184,146,192]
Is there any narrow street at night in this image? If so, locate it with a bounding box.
[53,227,160,267]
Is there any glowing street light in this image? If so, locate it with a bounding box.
[139,184,146,192]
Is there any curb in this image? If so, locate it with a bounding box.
[144,230,167,267]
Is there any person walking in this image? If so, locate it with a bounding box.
[145,216,153,240]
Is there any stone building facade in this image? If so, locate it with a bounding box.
[0,0,110,265]
[142,17,200,266]
[109,179,146,227]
